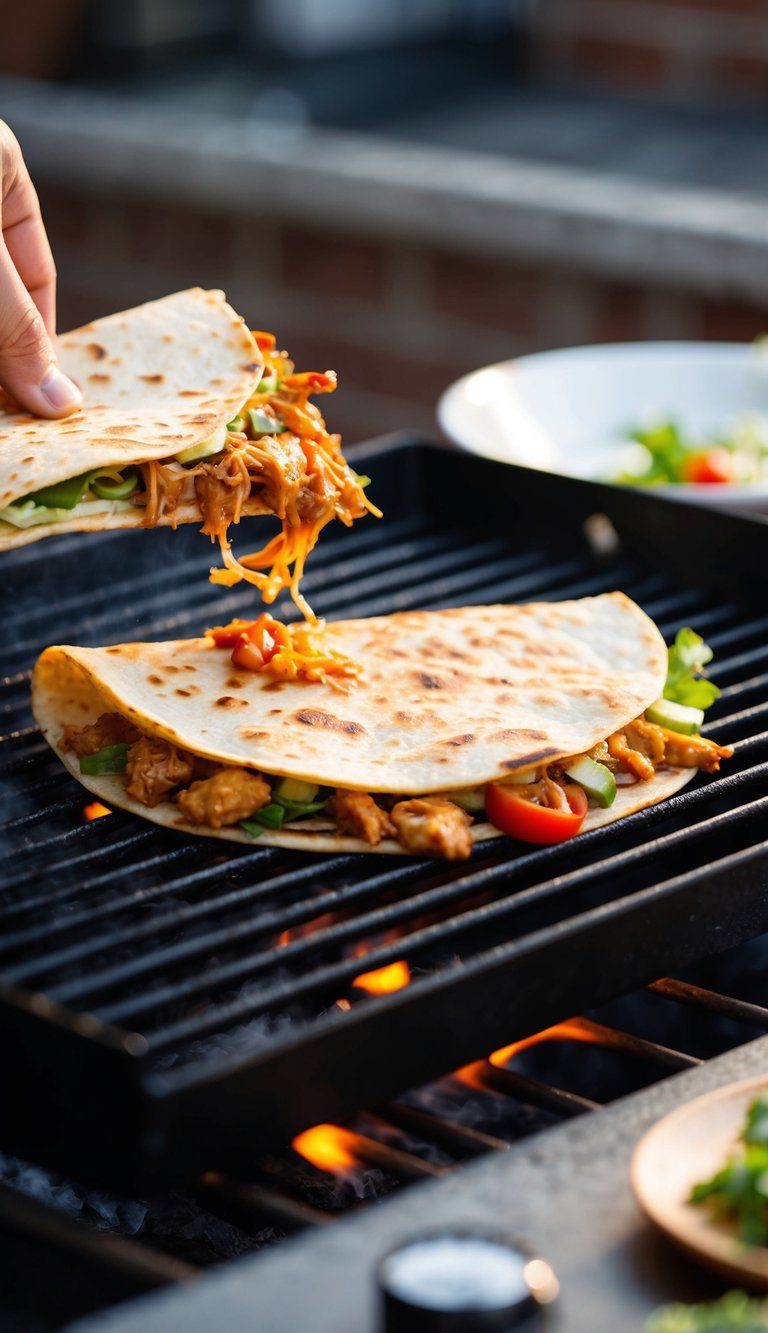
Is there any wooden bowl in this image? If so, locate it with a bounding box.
[631,1075,768,1289]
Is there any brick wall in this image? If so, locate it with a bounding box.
[527,0,768,105]
[40,184,768,450]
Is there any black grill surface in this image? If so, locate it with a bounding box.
[1,435,767,1189]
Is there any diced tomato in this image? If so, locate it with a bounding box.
[231,635,265,671]
[485,781,588,844]
[251,330,276,352]
[282,371,337,394]
[680,448,733,485]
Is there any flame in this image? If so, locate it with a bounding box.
[456,1019,600,1089]
[335,998,352,1012]
[489,1020,597,1068]
[83,801,111,821]
[353,960,410,995]
[292,1123,358,1172]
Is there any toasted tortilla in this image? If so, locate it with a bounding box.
[32,593,697,852]
[0,288,263,548]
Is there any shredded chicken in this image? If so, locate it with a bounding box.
[62,711,139,756]
[607,714,732,780]
[657,726,733,773]
[124,737,194,807]
[608,717,666,781]
[330,789,396,846]
[194,449,251,538]
[140,459,191,527]
[176,767,271,828]
[390,798,473,861]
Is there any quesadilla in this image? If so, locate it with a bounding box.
[0,289,376,618]
[32,594,732,860]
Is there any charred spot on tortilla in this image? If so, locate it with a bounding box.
[139,374,165,384]
[445,734,475,747]
[225,676,247,690]
[147,674,163,685]
[215,696,248,708]
[491,728,548,743]
[86,343,108,360]
[294,708,365,736]
[241,728,268,740]
[419,673,447,690]
[88,374,111,384]
[502,748,560,771]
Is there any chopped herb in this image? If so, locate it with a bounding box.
[647,1290,768,1331]
[79,744,129,775]
[690,1095,768,1246]
[664,628,720,711]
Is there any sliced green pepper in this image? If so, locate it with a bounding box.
[247,407,283,436]
[257,375,280,395]
[564,756,617,808]
[227,415,246,433]
[90,468,139,500]
[27,470,93,510]
[79,743,129,775]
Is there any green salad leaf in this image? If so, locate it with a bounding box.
[647,1290,768,1331]
[664,628,720,711]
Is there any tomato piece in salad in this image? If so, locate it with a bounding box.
[485,780,588,844]
[680,448,734,485]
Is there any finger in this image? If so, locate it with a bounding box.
[2,168,57,339]
[0,239,81,417]
[1,121,57,338]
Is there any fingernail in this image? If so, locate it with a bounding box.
[41,364,82,412]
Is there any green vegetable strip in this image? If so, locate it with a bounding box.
[79,743,130,775]
[90,468,139,500]
[27,471,93,510]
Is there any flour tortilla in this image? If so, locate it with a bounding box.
[0,288,263,548]
[32,593,697,853]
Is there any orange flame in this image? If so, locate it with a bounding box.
[353,960,411,995]
[457,1019,600,1089]
[83,802,111,821]
[489,1020,598,1068]
[292,1124,358,1172]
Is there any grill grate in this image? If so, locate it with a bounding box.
[1,436,767,1187]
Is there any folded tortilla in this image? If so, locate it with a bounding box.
[0,288,263,547]
[32,593,704,855]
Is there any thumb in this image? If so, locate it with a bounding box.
[0,241,81,417]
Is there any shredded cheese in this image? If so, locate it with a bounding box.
[206,614,362,691]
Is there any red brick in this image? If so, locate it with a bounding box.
[697,299,768,342]
[124,200,236,273]
[280,226,387,302]
[715,53,768,96]
[37,184,89,249]
[565,34,667,89]
[283,332,467,408]
[591,281,647,343]
[432,253,543,336]
[613,0,763,10]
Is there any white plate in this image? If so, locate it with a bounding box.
[437,342,768,512]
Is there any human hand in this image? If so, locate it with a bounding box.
[0,120,81,417]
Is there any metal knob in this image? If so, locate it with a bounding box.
[378,1231,558,1332]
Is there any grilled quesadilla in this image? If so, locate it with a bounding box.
[32,594,732,860]
[0,289,376,618]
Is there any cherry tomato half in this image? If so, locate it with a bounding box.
[680,448,733,485]
[485,781,588,844]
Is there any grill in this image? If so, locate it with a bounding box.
[1,434,767,1193]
